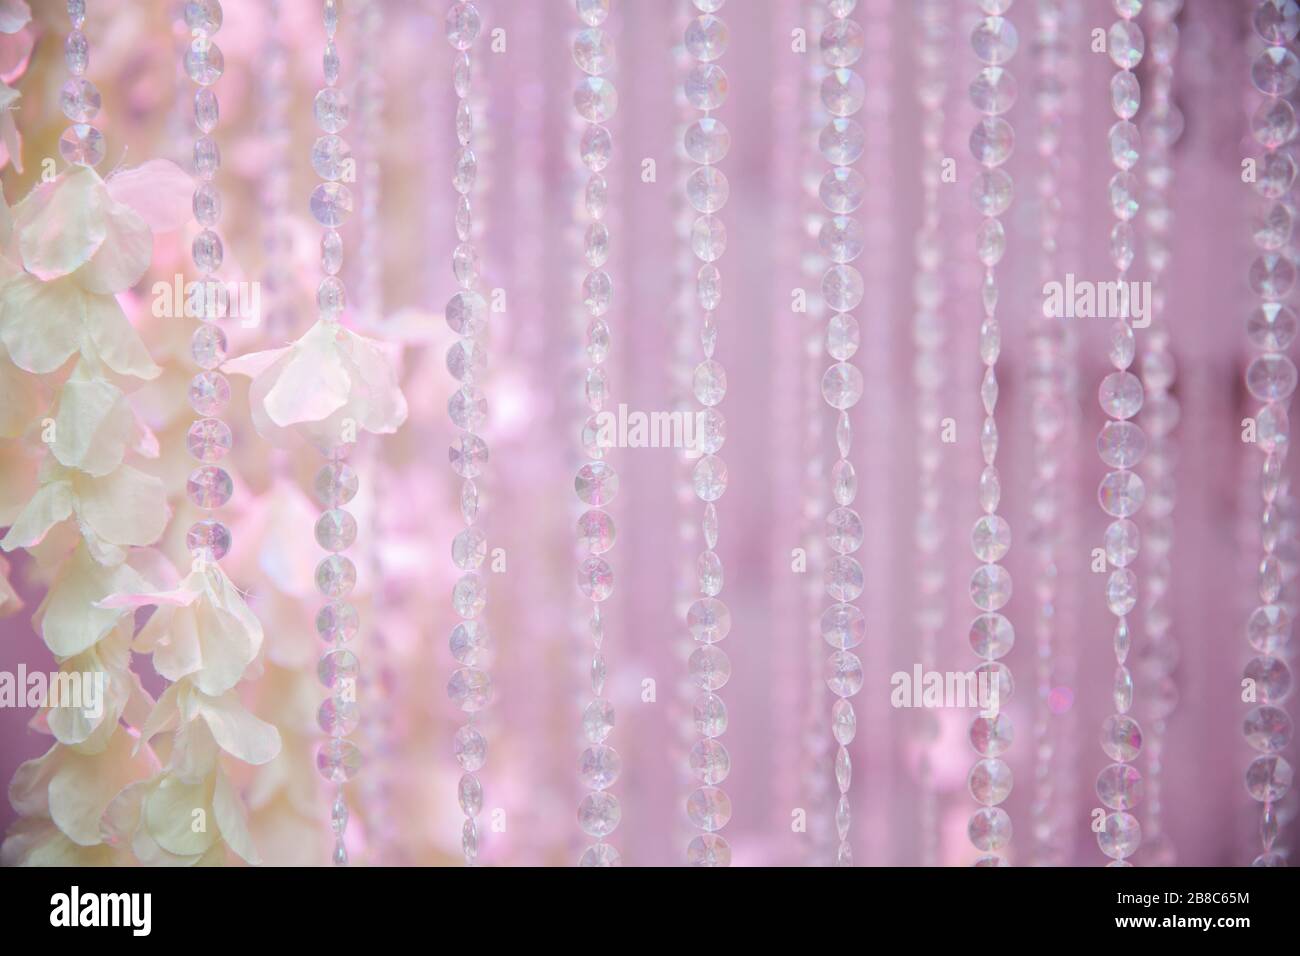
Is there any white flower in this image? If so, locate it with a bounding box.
[223,318,407,450]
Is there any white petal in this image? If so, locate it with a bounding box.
[84,291,161,380]
[0,479,73,551]
[75,464,169,549]
[105,159,193,233]
[49,730,154,846]
[0,273,82,374]
[73,195,152,294]
[212,767,260,864]
[50,366,132,476]
[14,166,106,280]
[192,690,281,766]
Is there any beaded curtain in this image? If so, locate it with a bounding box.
[0,0,1295,867]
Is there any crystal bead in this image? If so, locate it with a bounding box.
[686,833,731,867]
[686,63,729,110]
[60,78,101,122]
[686,15,728,61]
[186,418,231,462]
[971,169,1013,216]
[580,744,622,790]
[1246,755,1292,802]
[976,219,1005,267]
[826,555,863,602]
[574,77,618,122]
[65,30,89,75]
[832,698,856,746]
[323,41,341,86]
[970,563,1012,611]
[1248,604,1291,654]
[1101,713,1142,761]
[585,173,608,219]
[697,264,722,309]
[192,183,222,228]
[315,509,357,553]
[447,667,492,712]
[1108,21,1144,70]
[822,265,864,311]
[970,117,1014,167]
[1098,470,1145,518]
[1256,151,1298,200]
[1247,354,1298,401]
[316,739,361,782]
[445,2,482,50]
[684,118,730,164]
[1097,811,1141,859]
[314,88,349,133]
[694,692,727,737]
[453,146,477,194]
[59,125,104,167]
[1104,518,1141,568]
[1098,371,1143,419]
[969,757,1013,806]
[317,696,359,737]
[968,806,1011,851]
[185,519,230,560]
[192,137,221,181]
[687,598,731,644]
[185,0,223,34]
[1254,45,1300,96]
[452,572,487,618]
[194,88,219,133]
[577,557,614,602]
[579,843,621,867]
[689,645,730,690]
[187,465,232,509]
[315,462,358,506]
[1253,97,1297,148]
[688,739,730,786]
[316,602,359,643]
[826,650,863,697]
[822,362,863,409]
[330,795,348,835]
[192,230,223,275]
[458,773,483,817]
[310,183,353,227]
[686,785,732,833]
[819,168,865,214]
[318,648,359,690]
[826,507,864,555]
[1244,655,1292,703]
[821,603,865,650]
[576,461,618,505]
[184,41,224,86]
[583,698,615,744]
[1110,70,1140,119]
[690,215,727,263]
[1253,202,1294,251]
[462,819,478,862]
[445,291,489,336]
[1257,0,1300,43]
[67,0,85,27]
[970,712,1013,756]
[578,791,620,837]
[969,612,1014,659]
[820,17,863,66]
[1244,705,1293,753]
[316,555,357,598]
[1107,568,1138,616]
[970,66,1016,115]
[970,515,1010,562]
[311,135,353,182]
[971,16,1017,64]
[1114,665,1134,713]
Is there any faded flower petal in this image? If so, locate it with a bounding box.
[105,159,193,233]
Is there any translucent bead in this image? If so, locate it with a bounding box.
[445,290,488,336]
[65,30,89,75]
[822,265,864,312]
[1256,150,1298,199]
[1248,604,1291,654]
[314,462,358,507]
[968,757,1013,806]
[1097,811,1141,859]
[969,612,1014,659]
[1098,371,1143,419]
[1253,97,1297,148]
[1253,45,1300,96]
[314,88,350,133]
[820,18,863,67]
[317,696,359,737]
[310,183,353,227]
[969,563,1012,612]
[971,169,1013,216]
[448,386,488,430]
[971,17,1017,64]
[457,773,483,817]
[825,507,864,555]
[832,699,857,745]
[1113,665,1134,713]
[578,791,621,837]
[1257,0,1300,43]
[192,183,222,228]
[59,125,104,167]
[330,794,348,835]
[970,67,1016,115]
[970,515,1010,562]
[192,231,223,275]
[821,603,865,650]
[461,818,478,862]
[445,2,481,50]
[316,602,359,643]
[1106,569,1138,616]
[60,78,101,122]
[1101,713,1143,761]
[686,786,732,832]
[822,68,864,116]
[186,519,230,560]
[970,117,1014,167]
[1244,705,1293,753]
[1253,201,1294,251]
[826,555,863,602]
[194,88,219,132]
[579,843,621,867]
[186,418,231,462]
[1246,354,1298,402]
[1245,755,1292,802]
[575,461,619,505]
[574,77,618,122]
[687,598,731,644]
[697,265,723,309]
[686,833,731,867]
[316,555,357,598]
[452,572,487,618]
[826,650,864,697]
[832,459,857,506]
[686,15,728,61]
[577,556,614,601]
[680,63,729,115]
[970,712,1013,756]
[1110,70,1140,119]
[185,0,223,34]
[311,135,353,182]
[978,465,1001,512]
[1104,518,1141,568]
[1243,655,1292,703]
[453,147,477,194]
[323,41,341,86]
[685,118,731,165]
[1108,22,1144,69]
[447,667,492,712]
[822,362,863,409]
[1108,120,1139,170]
[184,41,224,86]
[316,739,361,782]
[315,509,357,553]
[694,692,727,738]
[318,648,359,690]
[692,455,728,502]
[689,645,730,690]
[819,168,865,214]
[968,806,1011,850]
[187,465,232,509]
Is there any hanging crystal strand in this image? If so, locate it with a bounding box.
[181,1,235,570]
[572,0,622,867]
[442,0,491,867]
[357,0,384,328]
[59,1,105,165]
[681,0,733,867]
[307,0,363,869]
[912,0,947,869]
[1029,0,1066,867]
[1243,0,1298,867]
[1136,0,1182,867]
[798,0,835,865]
[1093,0,1146,867]
[260,0,294,341]
[963,0,1017,866]
[816,0,865,868]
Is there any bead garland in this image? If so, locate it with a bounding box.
[572,0,623,866]
[682,0,734,868]
[1094,0,1147,867]
[964,0,1018,866]
[817,0,867,868]
[443,0,493,866]
[1242,0,1299,867]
